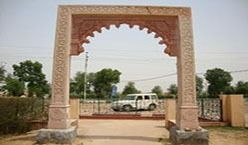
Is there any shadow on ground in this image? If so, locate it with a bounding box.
[79,135,162,142]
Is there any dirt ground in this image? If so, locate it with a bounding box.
[207,127,248,145]
[0,120,248,145]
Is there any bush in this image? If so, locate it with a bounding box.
[0,97,48,135]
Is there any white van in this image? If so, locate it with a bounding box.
[111,93,158,111]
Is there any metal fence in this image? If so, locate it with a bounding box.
[80,98,223,121]
[80,99,165,116]
[197,98,222,121]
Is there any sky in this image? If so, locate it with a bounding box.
[0,0,248,93]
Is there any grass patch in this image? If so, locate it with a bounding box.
[205,126,248,132]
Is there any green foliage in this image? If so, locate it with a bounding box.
[0,66,6,82]
[151,85,163,98]
[3,77,25,96]
[198,91,209,98]
[70,72,95,98]
[122,82,140,95]
[70,69,121,99]
[28,84,50,98]
[0,97,47,135]
[205,68,233,97]
[167,84,177,98]
[13,60,49,98]
[70,72,85,97]
[235,81,248,97]
[224,86,236,94]
[196,75,204,97]
[93,68,121,99]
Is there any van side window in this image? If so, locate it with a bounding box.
[144,95,150,100]
[137,96,143,100]
[151,95,157,99]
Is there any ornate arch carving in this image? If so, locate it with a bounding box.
[70,15,179,56]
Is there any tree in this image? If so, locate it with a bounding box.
[87,72,96,92]
[205,68,233,98]
[13,60,49,98]
[151,85,163,98]
[70,72,96,98]
[0,66,6,82]
[3,76,24,96]
[122,82,140,95]
[235,81,248,97]
[93,68,121,99]
[196,75,204,97]
[167,84,177,97]
[70,72,85,97]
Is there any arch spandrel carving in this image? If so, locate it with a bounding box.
[70,15,180,56]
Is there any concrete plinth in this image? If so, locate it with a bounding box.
[169,126,209,145]
[36,126,77,144]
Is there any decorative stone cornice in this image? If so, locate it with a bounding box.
[55,5,191,56]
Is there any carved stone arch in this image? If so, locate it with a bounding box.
[70,15,179,56]
[48,5,199,133]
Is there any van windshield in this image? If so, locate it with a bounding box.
[123,95,136,100]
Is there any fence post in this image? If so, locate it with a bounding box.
[220,99,223,121]
[201,98,204,118]
[220,95,227,122]
[97,96,100,114]
[220,94,245,127]
[165,99,176,128]
[69,98,80,119]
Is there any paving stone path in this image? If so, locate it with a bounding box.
[78,119,168,145]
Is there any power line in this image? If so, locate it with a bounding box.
[121,69,248,83]
[229,69,248,73]
[121,73,177,82]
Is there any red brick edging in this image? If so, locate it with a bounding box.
[80,114,165,120]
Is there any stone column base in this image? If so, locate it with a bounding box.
[36,126,77,144]
[169,126,209,145]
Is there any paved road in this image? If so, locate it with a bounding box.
[78,120,168,145]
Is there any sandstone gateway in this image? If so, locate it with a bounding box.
[37,5,209,145]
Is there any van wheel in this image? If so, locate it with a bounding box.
[148,104,156,111]
[123,105,132,112]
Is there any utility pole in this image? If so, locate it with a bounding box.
[84,52,89,102]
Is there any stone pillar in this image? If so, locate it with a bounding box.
[47,6,72,130]
[170,9,209,145]
[37,6,77,144]
[176,10,199,131]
